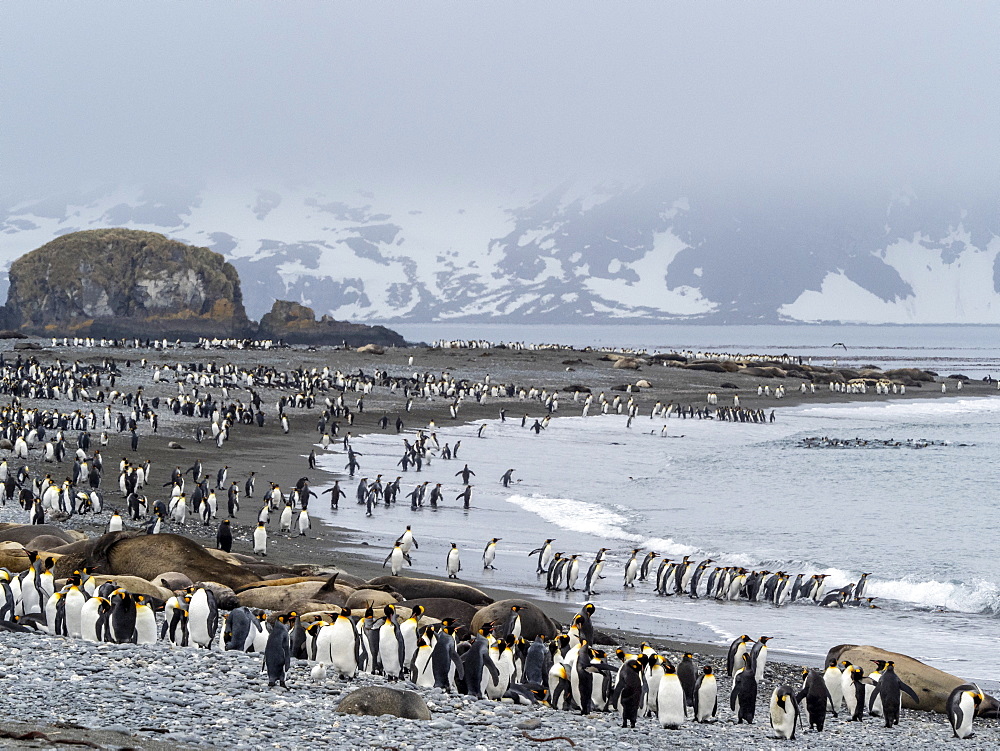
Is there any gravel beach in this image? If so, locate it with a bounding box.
[0,339,996,749]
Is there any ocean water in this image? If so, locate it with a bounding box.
[313,324,1000,685]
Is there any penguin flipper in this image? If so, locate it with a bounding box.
[868,682,882,712]
[450,642,465,681]
[484,654,500,683]
[900,681,919,705]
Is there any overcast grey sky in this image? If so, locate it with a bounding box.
[2,2,998,194]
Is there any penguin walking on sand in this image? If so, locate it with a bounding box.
[446,543,461,579]
[253,522,268,556]
[483,538,500,570]
[297,509,310,536]
[769,685,800,739]
[947,684,984,739]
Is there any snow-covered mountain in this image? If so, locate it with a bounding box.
[1,180,998,324]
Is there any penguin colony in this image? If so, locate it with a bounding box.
[0,341,989,744]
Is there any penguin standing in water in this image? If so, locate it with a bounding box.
[264,613,292,688]
[693,665,718,723]
[445,543,461,579]
[797,667,836,730]
[610,658,644,728]
[583,548,608,595]
[869,661,919,728]
[482,538,500,570]
[769,685,800,739]
[528,539,555,574]
[730,653,757,724]
[946,684,984,739]
[623,549,640,588]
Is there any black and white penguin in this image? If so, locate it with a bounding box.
[946,683,984,739]
[623,549,640,588]
[253,522,267,556]
[751,636,772,683]
[583,548,608,596]
[383,544,411,576]
[377,605,406,681]
[482,538,500,570]
[134,595,157,645]
[693,665,718,723]
[322,607,364,679]
[727,635,755,677]
[431,619,465,692]
[263,613,292,688]
[528,539,555,574]
[108,590,137,644]
[823,658,844,713]
[769,685,800,739]
[446,543,461,579]
[297,509,310,536]
[611,658,644,728]
[869,661,919,728]
[797,667,836,730]
[188,587,219,649]
[676,653,698,708]
[730,653,757,724]
[844,665,867,721]
[657,662,687,729]
[217,520,233,552]
[461,628,500,699]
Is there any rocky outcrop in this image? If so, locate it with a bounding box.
[5,229,250,338]
[2,229,407,345]
[257,300,405,348]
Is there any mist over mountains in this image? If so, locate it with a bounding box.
[1,180,997,326]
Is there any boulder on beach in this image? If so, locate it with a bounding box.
[337,687,431,720]
[471,599,559,640]
[826,644,1000,716]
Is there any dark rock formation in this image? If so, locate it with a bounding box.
[5,229,249,338]
[1,229,407,345]
[258,299,405,347]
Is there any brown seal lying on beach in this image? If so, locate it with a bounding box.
[471,598,559,640]
[0,524,78,546]
[365,575,493,606]
[337,687,430,720]
[59,532,261,589]
[827,644,1000,716]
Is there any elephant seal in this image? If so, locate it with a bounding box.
[827,645,1000,716]
[235,576,328,592]
[337,687,430,720]
[24,535,72,552]
[401,597,479,638]
[0,541,31,572]
[0,524,75,546]
[67,532,258,590]
[364,575,493,606]
[345,588,402,611]
[237,581,330,611]
[471,598,559,640]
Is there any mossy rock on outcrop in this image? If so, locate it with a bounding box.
[4,229,250,338]
[257,299,405,348]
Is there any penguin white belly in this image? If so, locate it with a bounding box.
[769,696,796,739]
[866,675,882,716]
[188,591,214,648]
[824,669,844,710]
[413,647,435,687]
[329,621,360,678]
[657,674,686,728]
[645,668,663,714]
[400,622,418,667]
[483,651,514,700]
[378,625,402,678]
[315,623,335,665]
[953,692,976,739]
[79,598,103,642]
[135,605,157,644]
[695,677,717,721]
[252,621,270,653]
[63,590,87,638]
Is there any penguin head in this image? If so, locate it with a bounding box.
[758,636,773,645]
[703,665,714,676]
